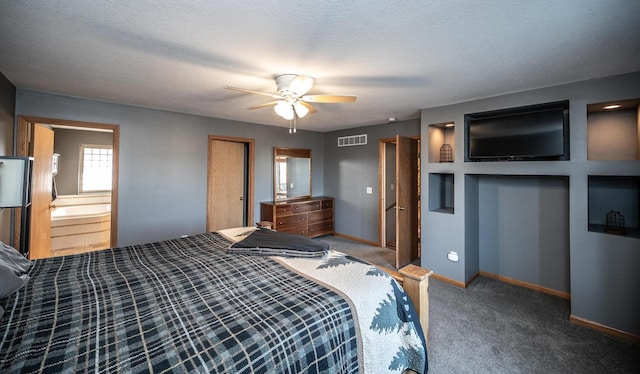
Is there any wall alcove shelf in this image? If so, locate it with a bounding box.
[587,98,640,161]
[588,175,639,239]
[428,122,455,163]
[428,173,454,214]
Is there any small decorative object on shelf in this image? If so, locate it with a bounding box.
[439,143,453,162]
[604,210,626,235]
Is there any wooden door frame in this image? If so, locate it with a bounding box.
[15,116,120,250]
[378,135,420,248]
[206,135,254,230]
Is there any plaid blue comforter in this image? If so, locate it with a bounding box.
[0,232,426,373]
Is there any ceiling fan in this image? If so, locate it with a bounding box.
[224,74,357,123]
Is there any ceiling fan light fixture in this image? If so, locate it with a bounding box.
[289,75,314,96]
[293,101,310,118]
[274,101,294,120]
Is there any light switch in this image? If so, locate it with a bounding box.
[366,187,373,194]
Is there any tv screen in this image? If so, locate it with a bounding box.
[465,101,569,161]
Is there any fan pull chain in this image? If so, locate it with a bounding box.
[288,114,297,134]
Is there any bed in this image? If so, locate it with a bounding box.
[1,227,429,373]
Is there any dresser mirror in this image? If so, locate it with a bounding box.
[274,147,312,201]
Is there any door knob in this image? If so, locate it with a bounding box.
[397,206,405,211]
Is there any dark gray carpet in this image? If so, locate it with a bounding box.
[316,234,398,269]
[316,235,640,373]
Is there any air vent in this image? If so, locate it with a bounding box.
[337,134,367,147]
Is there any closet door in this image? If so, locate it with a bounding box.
[207,136,254,232]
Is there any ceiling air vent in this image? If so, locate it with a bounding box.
[337,134,367,147]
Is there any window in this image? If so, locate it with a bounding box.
[79,145,112,192]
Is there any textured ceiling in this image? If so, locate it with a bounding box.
[1,1,639,132]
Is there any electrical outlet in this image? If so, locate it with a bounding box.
[366,187,373,194]
[447,251,459,262]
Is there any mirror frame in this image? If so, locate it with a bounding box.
[273,147,312,201]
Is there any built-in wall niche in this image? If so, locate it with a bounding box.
[428,173,454,213]
[428,122,455,163]
[588,175,639,238]
[465,174,570,295]
[587,98,640,160]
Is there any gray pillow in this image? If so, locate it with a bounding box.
[0,241,32,274]
[0,262,30,298]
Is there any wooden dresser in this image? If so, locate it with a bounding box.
[260,197,334,238]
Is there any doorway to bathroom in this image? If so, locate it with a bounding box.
[15,116,119,259]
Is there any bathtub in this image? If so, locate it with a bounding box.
[51,203,111,220]
[51,203,112,253]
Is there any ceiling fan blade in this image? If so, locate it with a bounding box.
[302,94,357,103]
[298,100,317,114]
[224,86,280,99]
[248,101,280,109]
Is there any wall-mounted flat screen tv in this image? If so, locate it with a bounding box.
[465,101,569,162]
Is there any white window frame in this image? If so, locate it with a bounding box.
[79,144,113,193]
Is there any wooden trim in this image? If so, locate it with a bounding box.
[273,147,312,202]
[378,140,385,246]
[569,315,640,343]
[430,272,467,288]
[15,116,120,250]
[479,271,571,299]
[465,272,481,287]
[274,147,311,158]
[333,232,380,247]
[110,127,120,247]
[18,116,119,130]
[207,135,254,229]
[435,271,572,299]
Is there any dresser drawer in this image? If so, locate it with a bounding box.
[308,209,333,223]
[278,226,308,236]
[274,204,293,215]
[321,199,333,209]
[292,201,322,213]
[275,213,307,228]
[308,221,334,237]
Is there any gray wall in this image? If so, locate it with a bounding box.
[0,72,16,244]
[53,128,113,195]
[323,119,420,243]
[15,89,325,246]
[421,71,640,335]
[476,175,570,293]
